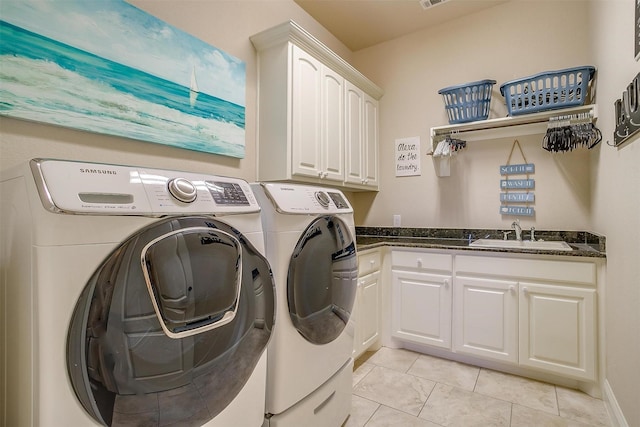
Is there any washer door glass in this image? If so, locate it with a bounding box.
[67,217,275,426]
[287,215,357,344]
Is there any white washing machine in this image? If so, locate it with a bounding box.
[0,159,276,427]
[251,183,358,427]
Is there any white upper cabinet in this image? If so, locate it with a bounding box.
[291,46,344,182]
[251,21,383,191]
[345,81,379,188]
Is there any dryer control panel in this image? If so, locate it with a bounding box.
[30,159,260,215]
[259,183,353,214]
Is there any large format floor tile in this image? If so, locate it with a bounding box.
[419,383,512,426]
[556,386,610,426]
[475,368,559,414]
[366,405,441,427]
[365,346,420,372]
[350,347,611,427]
[344,395,379,427]
[407,353,480,391]
[353,365,436,416]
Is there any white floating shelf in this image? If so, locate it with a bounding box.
[430,104,598,148]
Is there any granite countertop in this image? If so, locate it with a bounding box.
[355,227,606,258]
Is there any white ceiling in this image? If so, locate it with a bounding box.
[293,0,509,51]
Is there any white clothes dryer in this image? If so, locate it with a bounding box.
[251,183,358,427]
[0,159,276,427]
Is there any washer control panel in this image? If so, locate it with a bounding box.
[30,159,259,215]
[260,183,352,214]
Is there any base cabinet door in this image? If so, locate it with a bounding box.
[354,271,380,358]
[391,270,451,349]
[453,276,518,363]
[519,282,596,381]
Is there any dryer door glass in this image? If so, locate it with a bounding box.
[287,215,357,344]
[67,217,275,427]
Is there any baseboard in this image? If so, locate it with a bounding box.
[603,379,629,427]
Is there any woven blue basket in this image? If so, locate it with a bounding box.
[499,66,596,116]
[438,79,496,124]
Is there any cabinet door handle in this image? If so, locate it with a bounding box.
[317,171,323,177]
[509,285,516,294]
[522,287,529,296]
[369,260,375,266]
[417,258,423,267]
[444,279,450,288]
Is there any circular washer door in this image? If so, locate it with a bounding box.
[67,216,275,426]
[287,215,357,345]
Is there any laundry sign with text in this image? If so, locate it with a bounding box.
[395,136,421,176]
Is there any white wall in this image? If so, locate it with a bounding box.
[350,0,592,231]
[351,1,639,425]
[588,1,640,426]
[0,0,351,180]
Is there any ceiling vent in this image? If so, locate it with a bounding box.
[419,0,448,10]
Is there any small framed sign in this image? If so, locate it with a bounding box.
[500,179,535,189]
[500,206,535,216]
[500,192,535,203]
[395,136,421,176]
[500,163,535,175]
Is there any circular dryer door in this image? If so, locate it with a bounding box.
[287,215,357,345]
[67,216,275,426]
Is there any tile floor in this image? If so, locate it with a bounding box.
[346,347,610,427]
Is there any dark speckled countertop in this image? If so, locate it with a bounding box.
[356,227,606,258]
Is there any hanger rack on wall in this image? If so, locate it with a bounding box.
[429,104,598,149]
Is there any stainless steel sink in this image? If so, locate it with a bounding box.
[469,239,573,251]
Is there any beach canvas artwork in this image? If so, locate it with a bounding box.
[0,0,246,158]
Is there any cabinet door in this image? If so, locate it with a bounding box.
[453,276,518,363]
[519,282,596,381]
[360,271,380,353]
[362,93,379,188]
[344,81,364,186]
[320,67,344,182]
[391,270,452,349]
[291,45,322,178]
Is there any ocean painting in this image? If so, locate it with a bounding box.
[0,0,246,158]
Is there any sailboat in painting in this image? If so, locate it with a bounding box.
[189,66,199,107]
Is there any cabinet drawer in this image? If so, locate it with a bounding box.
[358,250,381,276]
[392,250,452,272]
[456,255,596,285]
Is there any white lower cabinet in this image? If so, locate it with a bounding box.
[391,251,453,349]
[453,276,518,363]
[353,250,382,359]
[519,282,596,381]
[389,250,599,384]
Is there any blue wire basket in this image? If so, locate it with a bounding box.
[438,79,496,124]
[499,66,596,116]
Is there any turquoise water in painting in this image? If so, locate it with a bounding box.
[0,21,245,158]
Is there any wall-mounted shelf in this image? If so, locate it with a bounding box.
[430,104,598,148]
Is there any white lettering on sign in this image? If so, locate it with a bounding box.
[500,163,535,175]
[500,179,535,189]
[500,206,535,216]
[500,192,535,202]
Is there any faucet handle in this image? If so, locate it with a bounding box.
[530,226,536,241]
[503,231,512,240]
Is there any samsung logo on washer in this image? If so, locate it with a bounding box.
[79,168,117,175]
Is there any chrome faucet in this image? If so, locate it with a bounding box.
[530,226,536,241]
[511,219,522,241]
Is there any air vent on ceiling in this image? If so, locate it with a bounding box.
[419,0,448,10]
